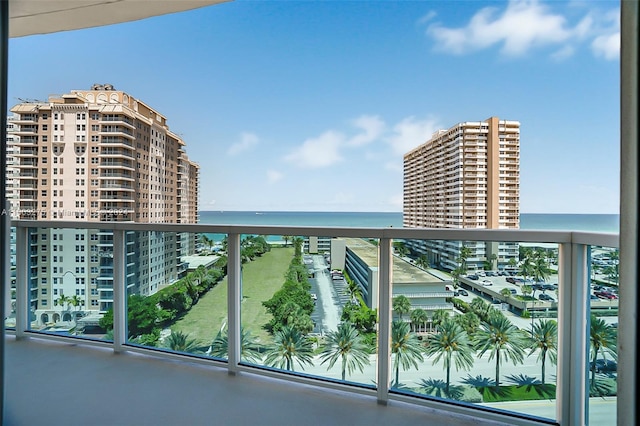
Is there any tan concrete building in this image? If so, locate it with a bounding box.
[403,117,520,272]
[8,85,199,326]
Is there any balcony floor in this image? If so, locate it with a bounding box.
[5,335,511,426]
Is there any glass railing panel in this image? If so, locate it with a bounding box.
[124,231,228,357]
[239,234,378,388]
[587,245,618,424]
[19,227,109,341]
[389,238,559,422]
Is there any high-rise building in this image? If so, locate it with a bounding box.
[403,116,520,272]
[8,84,200,326]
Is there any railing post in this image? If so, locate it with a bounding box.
[15,226,29,338]
[227,233,241,375]
[112,229,126,353]
[557,242,588,425]
[377,237,392,405]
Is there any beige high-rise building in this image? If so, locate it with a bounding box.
[403,117,519,272]
[8,84,200,326]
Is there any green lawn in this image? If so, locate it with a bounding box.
[478,384,556,402]
[172,247,294,346]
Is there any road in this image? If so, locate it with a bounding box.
[308,255,341,334]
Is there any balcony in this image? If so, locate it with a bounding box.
[6,220,620,426]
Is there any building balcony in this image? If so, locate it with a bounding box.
[5,221,621,426]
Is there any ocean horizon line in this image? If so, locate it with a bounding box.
[200,210,620,216]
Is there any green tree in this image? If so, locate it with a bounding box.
[341,300,377,334]
[69,295,83,311]
[393,241,409,257]
[282,235,291,247]
[431,309,450,331]
[529,319,558,384]
[320,322,371,381]
[519,255,535,285]
[264,326,314,372]
[500,288,512,302]
[416,255,429,270]
[164,330,206,354]
[392,295,411,321]
[391,321,424,387]
[453,311,481,336]
[410,308,429,333]
[424,319,475,395]
[209,325,262,363]
[532,255,550,284]
[474,315,526,387]
[57,294,70,311]
[201,234,214,251]
[458,245,472,274]
[589,315,617,384]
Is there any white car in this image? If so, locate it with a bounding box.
[481,279,493,286]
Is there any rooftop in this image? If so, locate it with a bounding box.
[342,237,446,284]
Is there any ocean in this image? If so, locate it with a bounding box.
[199,211,619,237]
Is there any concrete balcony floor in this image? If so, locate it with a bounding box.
[5,335,510,426]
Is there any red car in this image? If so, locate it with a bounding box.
[594,291,618,300]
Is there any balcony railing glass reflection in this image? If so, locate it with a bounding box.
[6,221,618,426]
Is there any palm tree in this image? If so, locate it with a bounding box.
[393,241,409,257]
[474,315,526,387]
[392,295,411,321]
[209,325,262,363]
[201,234,214,251]
[458,245,472,274]
[589,315,617,383]
[454,312,480,336]
[424,319,475,395]
[164,330,206,354]
[519,255,535,285]
[391,321,424,387]
[410,308,429,333]
[282,235,291,247]
[529,319,558,384]
[320,322,371,381]
[532,255,550,284]
[264,325,314,372]
[57,294,70,311]
[431,309,450,331]
[415,254,429,270]
[70,295,82,311]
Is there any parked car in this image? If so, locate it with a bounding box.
[508,288,517,294]
[538,293,554,301]
[467,275,479,281]
[458,289,469,296]
[595,291,618,300]
[543,283,557,291]
[506,277,516,284]
[481,279,493,286]
[590,294,600,300]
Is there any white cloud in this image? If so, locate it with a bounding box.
[284,130,344,168]
[591,11,620,61]
[386,116,441,156]
[227,132,259,156]
[266,169,283,184]
[347,115,386,147]
[425,0,619,59]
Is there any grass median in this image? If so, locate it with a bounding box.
[172,246,294,345]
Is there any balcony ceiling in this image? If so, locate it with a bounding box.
[9,0,230,38]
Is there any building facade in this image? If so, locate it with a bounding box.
[8,85,200,326]
[403,117,520,272]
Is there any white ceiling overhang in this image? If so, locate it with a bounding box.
[9,0,230,38]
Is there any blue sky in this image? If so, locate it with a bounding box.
[8,0,620,213]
